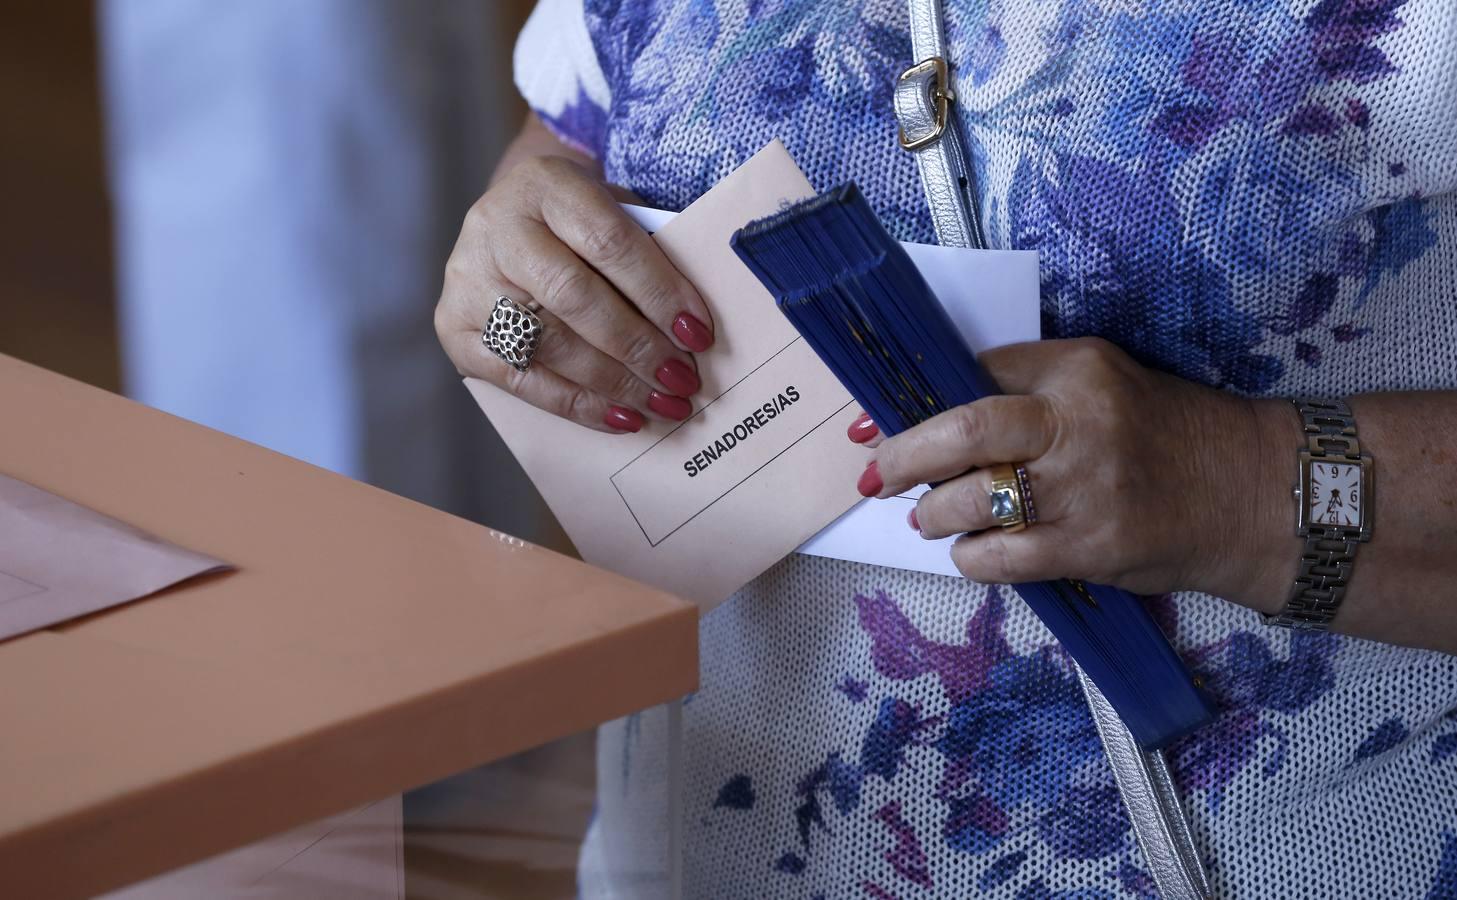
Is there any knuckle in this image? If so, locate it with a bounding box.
[1077,534,1123,584]
[635,276,683,315]
[463,196,493,230]
[983,539,1017,583]
[952,534,1016,584]
[962,477,990,521]
[606,365,647,403]
[927,496,964,538]
[1029,395,1062,452]
[575,353,642,403]
[1069,337,1128,381]
[533,318,574,361]
[615,327,662,371]
[432,296,454,342]
[538,261,594,316]
[428,302,457,355]
[578,217,638,267]
[949,403,985,446]
[462,201,508,258]
[561,384,598,423]
[1060,337,1095,369]
[443,250,474,285]
[502,363,532,396]
[450,204,504,281]
[873,441,902,482]
[1065,338,1107,369]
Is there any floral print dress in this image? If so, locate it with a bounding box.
[515,0,1457,896]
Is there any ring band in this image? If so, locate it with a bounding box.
[483,295,545,372]
[1015,464,1038,525]
[988,463,1035,532]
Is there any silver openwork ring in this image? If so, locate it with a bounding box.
[987,462,1035,533]
[482,295,545,372]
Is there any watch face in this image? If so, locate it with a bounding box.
[1309,461,1362,527]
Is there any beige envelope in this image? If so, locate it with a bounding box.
[0,473,232,642]
[467,142,866,609]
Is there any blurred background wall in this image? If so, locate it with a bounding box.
[1,0,566,549]
[0,3,590,897]
[0,5,119,391]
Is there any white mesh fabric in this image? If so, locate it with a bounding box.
[579,701,681,900]
[508,1,1457,895]
[585,555,1457,898]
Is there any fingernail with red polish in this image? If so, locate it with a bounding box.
[847,412,879,444]
[907,508,919,532]
[648,390,693,421]
[656,358,701,396]
[857,460,883,497]
[604,406,644,433]
[673,312,714,352]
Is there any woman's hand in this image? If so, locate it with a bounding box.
[860,337,1292,606]
[435,132,714,434]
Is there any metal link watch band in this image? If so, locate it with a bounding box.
[1297,397,1363,461]
[1273,531,1362,629]
[1267,398,1370,630]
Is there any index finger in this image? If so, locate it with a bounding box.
[535,166,715,353]
[871,394,1055,497]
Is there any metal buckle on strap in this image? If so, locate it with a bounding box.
[897,56,954,151]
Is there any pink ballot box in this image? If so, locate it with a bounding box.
[0,354,697,899]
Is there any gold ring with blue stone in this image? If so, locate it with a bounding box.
[988,462,1032,533]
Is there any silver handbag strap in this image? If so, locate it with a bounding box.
[893,0,987,249]
[893,3,1212,896]
[1079,670,1212,900]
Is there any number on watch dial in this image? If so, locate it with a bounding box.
[1310,462,1361,527]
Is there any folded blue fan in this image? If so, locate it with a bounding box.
[730,184,1216,749]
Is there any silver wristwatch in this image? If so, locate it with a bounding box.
[1268,398,1375,629]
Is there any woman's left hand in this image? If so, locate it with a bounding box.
[861,337,1290,606]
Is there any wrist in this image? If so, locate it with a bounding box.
[1189,395,1301,611]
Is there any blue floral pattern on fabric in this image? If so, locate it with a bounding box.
[1429,832,1457,900]
[753,588,1343,894]
[518,0,1457,894]
[994,0,1434,390]
[576,0,1443,396]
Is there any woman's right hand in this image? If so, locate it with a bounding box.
[435,141,713,434]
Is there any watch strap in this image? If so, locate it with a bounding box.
[1269,530,1361,629]
[1296,397,1362,461]
[1268,398,1366,630]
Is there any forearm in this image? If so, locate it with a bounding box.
[1221,392,1457,653]
[490,112,602,187]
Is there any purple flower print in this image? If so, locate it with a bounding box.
[1174,630,1338,811]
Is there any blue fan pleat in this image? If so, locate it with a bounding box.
[731,184,1215,749]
